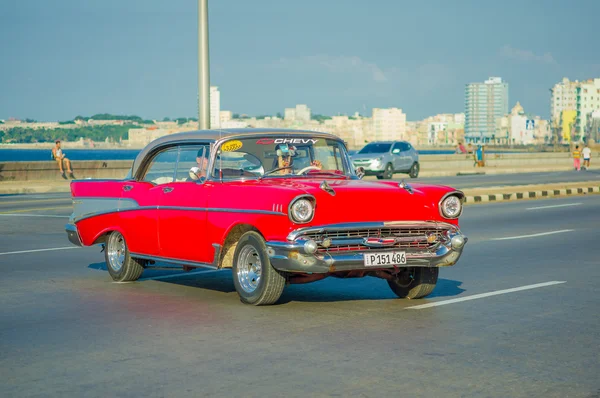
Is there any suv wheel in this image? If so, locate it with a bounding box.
[409,162,420,178]
[382,163,394,179]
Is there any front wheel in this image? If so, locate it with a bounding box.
[387,267,438,299]
[232,231,286,305]
[105,231,144,282]
[409,162,420,178]
[382,163,394,179]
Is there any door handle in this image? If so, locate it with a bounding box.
[162,187,174,193]
[123,185,133,191]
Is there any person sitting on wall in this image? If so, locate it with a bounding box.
[52,140,75,179]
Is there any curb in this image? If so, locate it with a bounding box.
[464,185,600,204]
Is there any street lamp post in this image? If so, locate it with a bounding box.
[198,0,210,129]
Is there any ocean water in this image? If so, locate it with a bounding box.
[0,149,142,162]
[0,148,512,162]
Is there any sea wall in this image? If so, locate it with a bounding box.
[0,152,576,182]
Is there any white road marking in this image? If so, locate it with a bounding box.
[406,281,567,310]
[0,246,79,256]
[0,214,69,218]
[526,203,582,211]
[490,229,574,241]
[138,269,228,281]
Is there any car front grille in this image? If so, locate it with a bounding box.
[295,224,453,254]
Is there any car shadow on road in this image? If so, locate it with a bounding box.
[87,262,465,303]
[278,277,466,304]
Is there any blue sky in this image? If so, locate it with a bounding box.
[1,0,599,121]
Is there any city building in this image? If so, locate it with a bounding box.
[575,78,600,139]
[495,102,550,145]
[465,77,509,143]
[550,77,579,135]
[371,108,406,141]
[550,77,600,142]
[586,109,600,143]
[210,86,221,128]
[284,104,311,122]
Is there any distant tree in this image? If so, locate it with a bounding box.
[276,112,283,119]
[312,114,332,122]
[142,120,155,124]
[59,120,75,125]
[163,117,171,122]
[256,115,269,120]
[25,118,37,123]
[232,113,240,119]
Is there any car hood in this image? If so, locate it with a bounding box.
[262,178,447,224]
[350,153,387,161]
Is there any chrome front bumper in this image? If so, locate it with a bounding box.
[266,229,467,273]
[65,223,83,247]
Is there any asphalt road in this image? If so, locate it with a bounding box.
[1,194,599,397]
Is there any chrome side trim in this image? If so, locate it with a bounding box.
[73,205,285,223]
[438,191,465,219]
[287,221,456,241]
[131,244,221,270]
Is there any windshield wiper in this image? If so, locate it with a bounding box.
[300,171,349,178]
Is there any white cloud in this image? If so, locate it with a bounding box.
[500,45,556,64]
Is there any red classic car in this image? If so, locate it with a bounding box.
[66,129,467,305]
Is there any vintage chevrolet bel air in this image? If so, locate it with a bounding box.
[66,129,467,305]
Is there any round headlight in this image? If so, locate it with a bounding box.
[290,198,314,223]
[441,195,462,218]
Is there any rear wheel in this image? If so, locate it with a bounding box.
[105,231,144,282]
[232,231,286,305]
[387,267,438,299]
[409,162,420,178]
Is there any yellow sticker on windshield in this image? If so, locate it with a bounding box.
[221,140,243,152]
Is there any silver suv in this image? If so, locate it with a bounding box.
[351,141,420,179]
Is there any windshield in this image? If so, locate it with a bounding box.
[211,136,351,179]
[358,143,392,154]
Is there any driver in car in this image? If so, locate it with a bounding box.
[276,144,322,175]
[189,146,210,181]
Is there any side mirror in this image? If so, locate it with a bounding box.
[392,148,400,154]
[355,166,365,179]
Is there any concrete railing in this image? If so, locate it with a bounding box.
[0,160,132,182]
[0,152,579,182]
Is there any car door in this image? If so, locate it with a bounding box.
[120,147,178,256]
[391,142,403,171]
[157,145,213,264]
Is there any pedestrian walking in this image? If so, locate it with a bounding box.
[582,144,591,170]
[572,145,581,171]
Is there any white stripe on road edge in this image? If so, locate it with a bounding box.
[406,281,567,310]
[138,269,228,282]
[526,203,582,211]
[0,214,69,218]
[491,229,574,241]
[0,246,79,256]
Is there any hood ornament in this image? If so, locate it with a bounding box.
[320,180,336,196]
[399,180,413,194]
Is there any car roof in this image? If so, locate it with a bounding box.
[130,128,341,178]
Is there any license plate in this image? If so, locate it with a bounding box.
[364,251,407,267]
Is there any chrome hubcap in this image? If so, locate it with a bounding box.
[107,232,126,272]
[236,245,262,294]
